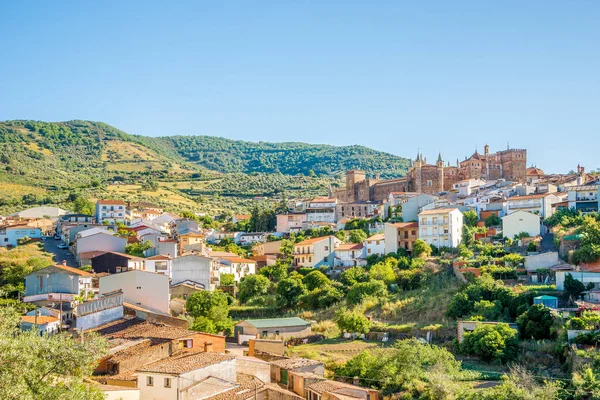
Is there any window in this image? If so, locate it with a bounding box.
[404,231,408,239]
[262,330,268,338]
[275,330,280,336]
[147,376,154,386]
[376,240,380,245]
[324,246,329,251]
[164,378,171,388]
[367,248,371,254]
[427,180,433,186]
[116,267,122,273]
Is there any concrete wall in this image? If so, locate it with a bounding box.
[77,234,126,255]
[236,356,272,383]
[75,305,124,331]
[402,194,437,222]
[238,322,312,339]
[524,252,559,271]
[502,211,541,240]
[171,255,212,288]
[100,270,170,315]
[102,388,140,400]
[556,271,600,290]
[249,339,285,356]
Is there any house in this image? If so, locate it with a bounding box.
[61,223,105,245]
[100,270,171,315]
[334,243,366,267]
[364,233,385,256]
[506,193,562,219]
[23,262,94,303]
[136,352,236,400]
[20,314,60,335]
[145,254,173,277]
[58,213,96,226]
[76,232,127,256]
[171,254,218,290]
[99,385,140,400]
[306,198,337,223]
[234,317,311,341]
[236,232,268,245]
[253,240,284,256]
[418,208,463,248]
[293,236,341,268]
[276,213,307,233]
[269,358,324,387]
[501,210,541,240]
[455,179,486,197]
[248,255,277,271]
[306,379,379,400]
[91,252,145,274]
[398,193,438,222]
[216,256,257,283]
[178,231,205,254]
[567,185,599,214]
[96,200,127,225]
[170,281,204,300]
[233,214,251,224]
[556,270,600,291]
[384,222,419,254]
[526,166,546,184]
[0,224,42,247]
[336,201,383,220]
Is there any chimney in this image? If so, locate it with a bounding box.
[204,342,213,352]
[353,376,360,386]
[375,174,380,180]
[62,260,67,266]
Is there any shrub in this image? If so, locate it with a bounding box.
[460,323,519,363]
[516,304,556,340]
[412,239,432,258]
[347,280,388,305]
[334,309,371,334]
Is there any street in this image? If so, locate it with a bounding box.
[43,237,77,268]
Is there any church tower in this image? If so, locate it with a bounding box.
[414,152,423,193]
[436,152,444,193]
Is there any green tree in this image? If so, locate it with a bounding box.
[334,230,347,242]
[340,267,370,287]
[563,273,592,300]
[124,240,152,257]
[302,270,330,291]
[72,196,95,215]
[460,323,518,363]
[572,368,600,400]
[186,291,233,334]
[368,260,396,285]
[484,214,501,227]
[412,239,432,258]
[279,239,294,260]
[470,300,503,321]
[334,309,371,334]
[258,260,288,282]
[298,285,343,310]
[502,253,524,268]
[516,304,556,340]
[348,229,368,244]
[463,209,479,227]
[276,277,307,308]
[219,273,235,286]
[0,307,108,400]
[238,274,272,304]
[347,280,387,305]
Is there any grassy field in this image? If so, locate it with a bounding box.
[105,184,200,209]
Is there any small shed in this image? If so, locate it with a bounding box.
[533,295,558,309]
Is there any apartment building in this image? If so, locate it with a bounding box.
[418,208,463,248]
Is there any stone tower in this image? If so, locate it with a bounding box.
[436,152,444,192]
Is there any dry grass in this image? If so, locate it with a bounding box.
[0,182,47,199]
[286,339,382,373]
[105,184,199,208]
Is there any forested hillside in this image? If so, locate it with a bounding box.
[0,120,410,214]
[162,135,410,178]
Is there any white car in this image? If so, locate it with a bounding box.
[57,243,69,250]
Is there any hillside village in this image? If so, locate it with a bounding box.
[2,143,600,399]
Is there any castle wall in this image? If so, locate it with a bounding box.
[371,179,409,202]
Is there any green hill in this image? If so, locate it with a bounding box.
[0,120,410,214]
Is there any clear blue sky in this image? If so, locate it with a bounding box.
[1,1,599,173]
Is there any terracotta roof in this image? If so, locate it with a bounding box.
[390,222,419,229]
[204,374,268,400]
[310,198,337,204]
[219,256,256,264]
[418,208,459,215]
[366,233,384,242]
[109,339,155,363]
[21,315,58,324]
[78,251,108,260]
[146,254,172,260]
[136,351,235,374]
[335,243,363,251]
[308,379,361,394]
[508,193,553,201]
[526,167,545,176]
[249,255,276,262]
[90,318,196,341]
[270,358,323,370]
[234,214,251,220]
[295,236,336,246]
[51,264,93,276]
[97,200,126,205]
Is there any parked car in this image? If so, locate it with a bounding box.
[57,243,69,250]
[53,235,61,240]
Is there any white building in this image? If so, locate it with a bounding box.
[334,243,366,267]
[306,198,337,223]
[556,270,600,291]
[455,179,486,197]
[364,233,385,257]
[215,256,257,283]
[99,270,170,315]
[501,210,541,240]
[171,254,217,290]
[75,232,127,256]
[418,208,463,248]
[136,352,236,400]
[293,236,341,268]
[0,224,42,247]
[95,200,127,225]
[236,232,267,245]
[144,254,173,277]
[567,185,599,214]
[506,193,562,219]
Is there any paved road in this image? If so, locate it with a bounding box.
[43,237,77,268]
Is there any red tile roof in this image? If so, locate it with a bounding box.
[136,351,235,374]
[21,315,58,324]
[97,200,126,205]
[295,236,336,246]
[52,263,93,276]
